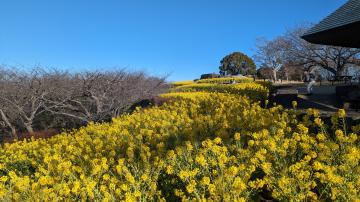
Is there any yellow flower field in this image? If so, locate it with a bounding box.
[172,82,269,102]
[0,81,359,201]
[170,80,195,87]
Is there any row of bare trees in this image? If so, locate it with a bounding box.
[255,25,360,81]
[257,64,305,81]
[0,67,168,139]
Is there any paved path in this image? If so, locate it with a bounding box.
[272,84,360,120]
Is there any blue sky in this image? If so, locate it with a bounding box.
[0,0,347,81]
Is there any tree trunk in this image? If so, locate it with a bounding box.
[336,67,345,76]
[24,122,34,134]
[0,109,18,139]
[10,127,17,139]
[273,70,277,82]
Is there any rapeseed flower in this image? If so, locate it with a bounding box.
[0,80,358,201]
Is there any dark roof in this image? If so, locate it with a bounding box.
[302,0,360,48]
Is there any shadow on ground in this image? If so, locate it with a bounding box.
[271,84,360,120]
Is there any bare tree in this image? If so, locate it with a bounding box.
[278,65,290,81]
[278,63,305,81]
[45,70,167,123]
[0,68,18,138]
[0,67,168,138]
[0,106,18,138]
[283,25,360,76]
[0,67,54,134]
[254,37,290,82]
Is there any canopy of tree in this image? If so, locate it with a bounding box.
[219,52,256,76]
[256,66,273,80]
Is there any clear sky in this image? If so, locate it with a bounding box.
[0,0,347,81]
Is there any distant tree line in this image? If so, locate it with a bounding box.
[254,24,360,82]
[257,63,305,81]
[0,67,168,139]
[204,24,360,82]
